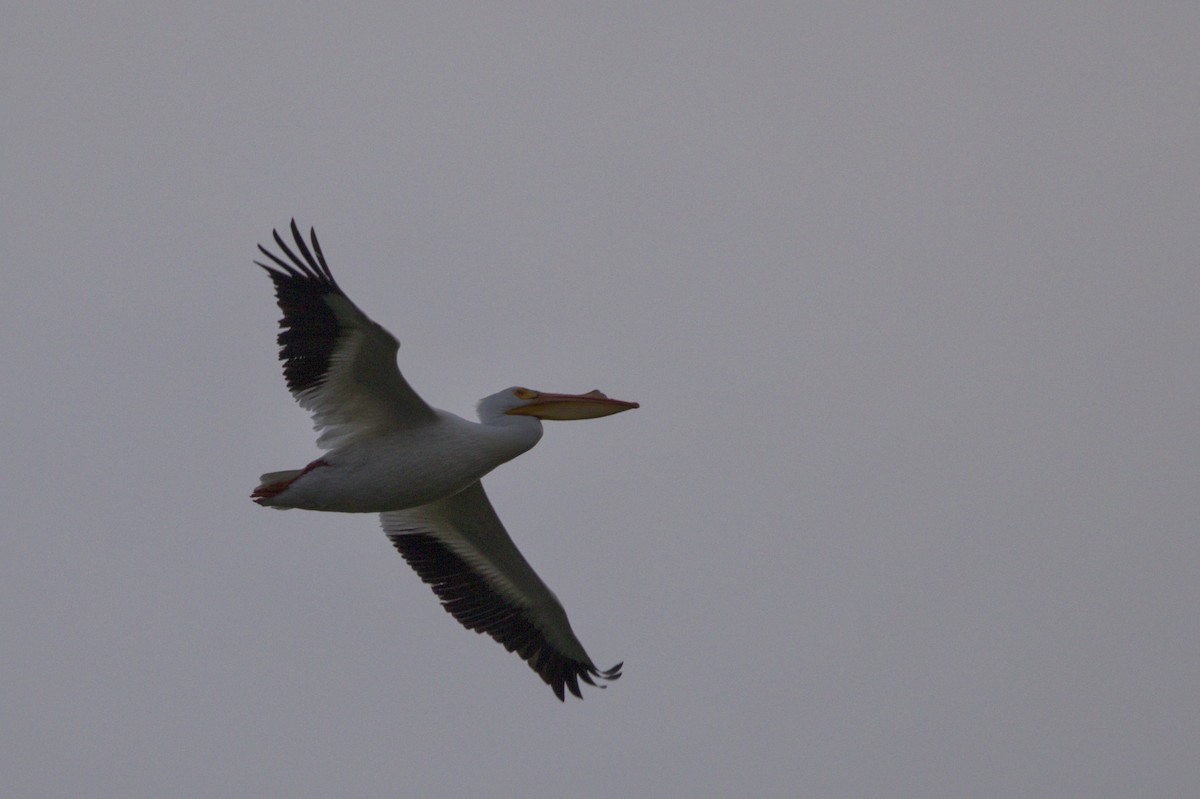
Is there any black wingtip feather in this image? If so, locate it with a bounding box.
[388,532,621,701]
[287,219,334,284]
[254,222,346,395]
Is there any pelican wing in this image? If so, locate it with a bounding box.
[381,482,621,700]
[256,221,437,447]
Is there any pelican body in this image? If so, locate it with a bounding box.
[256,406,538,512]
[251,221,637,701]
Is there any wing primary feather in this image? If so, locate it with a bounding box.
[287,219,336,284]
[386,529,621,701]
[271,227,315,281]
[257,248,340,396]
[254,245,304,277]
[307,225,331,275]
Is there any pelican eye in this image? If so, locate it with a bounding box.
[514,388,539,400]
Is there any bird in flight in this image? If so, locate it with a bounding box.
[251,221,638,700]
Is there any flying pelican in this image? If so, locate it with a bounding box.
[250,221,638,701]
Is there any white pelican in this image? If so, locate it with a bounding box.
[251,221,638,700]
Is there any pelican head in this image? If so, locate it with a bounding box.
[490,387,639,421]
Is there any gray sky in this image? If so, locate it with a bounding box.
[3,3,1197,797]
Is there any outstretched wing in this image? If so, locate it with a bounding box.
[255,221,438,448]
[382,482,622,701]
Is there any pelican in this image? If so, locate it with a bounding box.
[250,221,637,701]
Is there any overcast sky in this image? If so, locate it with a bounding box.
[3,4,1197,797]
